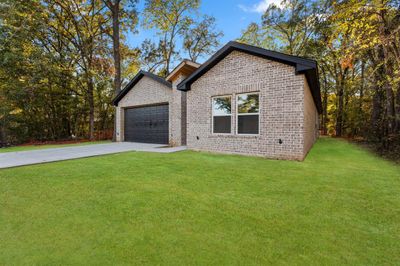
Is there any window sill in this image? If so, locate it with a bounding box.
[237,134,260,137]
[210,133,234,136]
[208,134,260,139]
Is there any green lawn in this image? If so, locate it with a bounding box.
[0,138,399,265]
[0,140,111,153]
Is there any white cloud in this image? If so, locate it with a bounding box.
[238,0,282,13]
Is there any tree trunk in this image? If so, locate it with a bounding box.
[371,89,383,141]
[381,46,396,135]
[165,42,171,76]
[359,62,364,112]
[88,78,95,140]
[111,1,121,142]
[358,59,365,137]
[384,82,396,134]
[112,2,121,94]
[335,69,346,137]
[378,9,396,135]
[322,90,328,135]
[336,83,344,137]
[370,56,385,142]
[322,72,328,135]
[0,118,5,147]
[396,85,400,132]
[335,66,349,137]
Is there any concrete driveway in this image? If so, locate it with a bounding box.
[0,142,186,169]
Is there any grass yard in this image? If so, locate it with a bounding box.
[0,138,399,265]
[0,140,111,153]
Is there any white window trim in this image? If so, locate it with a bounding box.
[236,92,260,136]
[211,95,233,135]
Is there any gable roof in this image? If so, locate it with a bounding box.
[113,70,172,106]
[177,41,322,113]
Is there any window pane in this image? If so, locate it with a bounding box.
[237,94,259,113]
[213,116,231,133]
[213,97,231,115]
[238,115,259,134]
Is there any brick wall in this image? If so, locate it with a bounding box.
[186,50,314,160]
[303,76,319,156]
[170,73,187,146]
[115,76,172,142]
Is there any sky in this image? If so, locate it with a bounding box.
[127,0,281,64]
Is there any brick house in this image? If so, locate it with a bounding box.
[113,41,321,160]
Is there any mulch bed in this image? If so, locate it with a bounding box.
[19,139,102,147]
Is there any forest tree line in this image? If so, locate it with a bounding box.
[239,0,400,156]
[0,0,222,143]
[1,0,399,157]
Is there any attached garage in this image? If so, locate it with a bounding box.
[113,71,174,144]
[124,104,169,144]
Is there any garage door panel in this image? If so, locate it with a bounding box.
[124,104,169,144]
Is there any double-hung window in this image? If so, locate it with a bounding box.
[237,93,259,134]
[212,96,232,134]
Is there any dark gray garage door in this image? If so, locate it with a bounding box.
[124,104,169,144]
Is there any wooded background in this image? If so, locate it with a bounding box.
[0,0,399,158]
